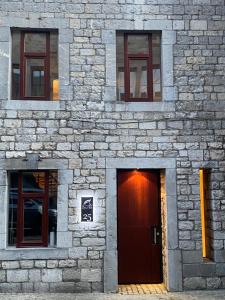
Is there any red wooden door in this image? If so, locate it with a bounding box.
[117,170,162,284]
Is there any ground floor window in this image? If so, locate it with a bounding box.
[8,170,57,248]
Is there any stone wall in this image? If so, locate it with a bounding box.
[0,0,225,292]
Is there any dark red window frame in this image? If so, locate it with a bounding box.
[20,31,50,100]
[123,33,160,102]
[16,171,49,248]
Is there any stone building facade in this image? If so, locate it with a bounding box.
[0,0,225,293]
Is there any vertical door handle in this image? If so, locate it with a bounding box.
[153,227,157,244]
[151,226,161,245]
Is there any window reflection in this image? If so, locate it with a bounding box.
[25,59,45,97]
[128,35,149,54]
[22,172,45,193]
[23,198,42,242]
[153,69,161,101]
[129,60,148,99]
[24,33,46,53]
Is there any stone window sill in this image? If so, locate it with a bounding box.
[106,101,175,112]
[0,248,68,260]
[5,100,61,111]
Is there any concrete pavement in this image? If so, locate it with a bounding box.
[0,291,225,300]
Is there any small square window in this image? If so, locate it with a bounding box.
[11,30,59,101]
[116,32,161,102]
[8,170,58,248]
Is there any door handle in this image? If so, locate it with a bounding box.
[151,226,161,245]
[153,227,157,244]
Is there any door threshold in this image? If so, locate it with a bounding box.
[118,283,167,295]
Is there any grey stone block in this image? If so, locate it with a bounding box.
[62,269,80,282]
[206,277,221,289]
[68,247,87,259]
[167,250,182,291]
[183,250,202,264]
[2,261,19,269]
[49,282,75,293]
[33,283,49,292]
[0,271,6,283]
[7,270,28,282]
[29,270,41,282]
[74,281,91,293]
[81,269,101,282]
[21,282,34,292]
[0,283,21,293]
[0,27,10,42]
[104,250,117,293]
[42,269,62,283]
[144,20,172,30]
[184,277,206,290]
[57,231,73,248]
[190,20,207,30]
[183,263,216,277]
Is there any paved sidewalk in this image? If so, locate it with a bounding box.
[0,291,225,300]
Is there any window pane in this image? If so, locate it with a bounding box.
[129,60,148,98]
[128,35,149,54]
[152,33,161,65]
[23,198,42,242]
[25,58,45,97]
[152,33,161,101]
[8,172,19,246]
[116,33,124,101]
[24,33,46,53]
[153,68,161,101]
[50,32,59,100]
[22,172,45,193]
[48,171,58,246]
[12,31,20,99]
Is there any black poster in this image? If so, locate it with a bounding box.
[81,197,93,222]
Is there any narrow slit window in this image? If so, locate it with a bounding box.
[199,169,210,259]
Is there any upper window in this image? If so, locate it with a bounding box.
[11,30,59,101]
[116,32,161,102]
[8,170,58,248]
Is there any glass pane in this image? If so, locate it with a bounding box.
[116,33,124,101]
[153,46,161,65]
[24,33,46,53]
[25,58,45,97]
[152,33,161,47]
[50,32,59,101]
[128,35,149,54]
[129,60,148,98]
[152,33,161,65]
[12,31,20,99]
[153,68,161,101]
[23,198,42,241]
[8,172,19,246]
[22,172,45,193]
[152,34,161,101]
[48,171,58,246]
